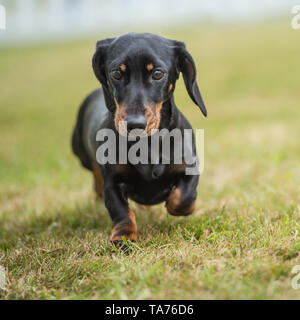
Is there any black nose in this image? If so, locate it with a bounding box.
[126,115,147,131]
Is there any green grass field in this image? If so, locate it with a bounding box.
[1,20,300,299]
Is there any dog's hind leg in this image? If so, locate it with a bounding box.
[166,174,199,216]
[92,161,104,199]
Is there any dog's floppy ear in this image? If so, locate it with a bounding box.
[175,41,207,117]
[92,37,115,86]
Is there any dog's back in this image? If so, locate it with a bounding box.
[72,88,110,172]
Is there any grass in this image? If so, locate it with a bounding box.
[1,20,300,299]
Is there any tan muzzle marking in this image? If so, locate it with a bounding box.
[114,99,128,136]
[144,102,163,135]
[114,99,163,136]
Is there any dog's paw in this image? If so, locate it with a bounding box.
[110,239,135,253]
[110,209,137,242]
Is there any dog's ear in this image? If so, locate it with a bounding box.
[174,41,207,117]
[92,38,115,86]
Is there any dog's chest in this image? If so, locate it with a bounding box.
[123,179,175,205]
[116,163,185,205]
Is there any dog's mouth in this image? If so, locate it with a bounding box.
[114,101,163,137]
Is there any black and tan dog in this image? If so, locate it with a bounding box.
[72,33,207,245]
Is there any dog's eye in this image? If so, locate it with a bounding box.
[111,70,122,80]
[152,70,164,80]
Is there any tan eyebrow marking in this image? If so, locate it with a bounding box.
[147,63,154,71]
[120,64,126,72]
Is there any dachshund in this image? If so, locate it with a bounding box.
[72,33,207,245]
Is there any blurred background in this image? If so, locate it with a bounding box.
[0,0,299,207]
[1,0,300,299]
[0,0,298,45]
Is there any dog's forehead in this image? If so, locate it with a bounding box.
[107,33,174,67]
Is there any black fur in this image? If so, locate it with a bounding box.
[71,33,207,243]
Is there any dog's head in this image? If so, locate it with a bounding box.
[92,33,207,135]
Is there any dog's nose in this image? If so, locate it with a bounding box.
[126,115,147,131]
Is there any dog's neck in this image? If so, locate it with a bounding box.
[161,95,180,130]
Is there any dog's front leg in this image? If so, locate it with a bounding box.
[166,174,199,216]
[104,180,137,244]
